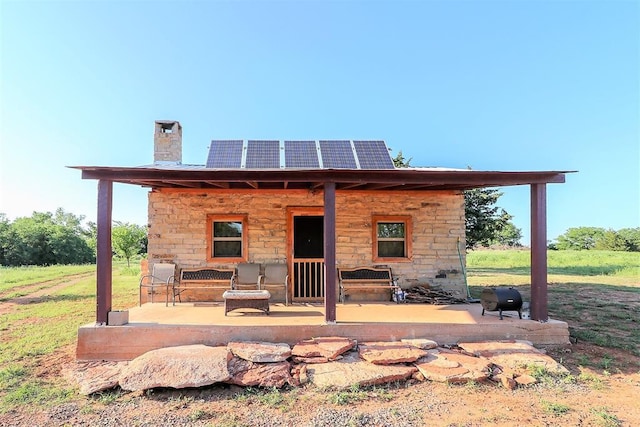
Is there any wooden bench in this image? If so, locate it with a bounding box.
[338,267,400,303]
[222,290,271,315]
[173,268,235,305]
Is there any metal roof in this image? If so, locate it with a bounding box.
[70,138,572,191]
[70,164,570,192]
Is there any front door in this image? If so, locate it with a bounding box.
[290,212,324,302]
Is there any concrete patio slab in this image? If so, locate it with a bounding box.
[76,302,569,361]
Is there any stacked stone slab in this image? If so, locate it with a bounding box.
[65,339,564,394]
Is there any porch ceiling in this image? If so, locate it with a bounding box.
[71,165,569,191]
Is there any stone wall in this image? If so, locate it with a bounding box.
[145,188,466,302]
[153,121,182,164]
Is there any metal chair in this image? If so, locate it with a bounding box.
[233,263,261,290]
[259,263,289,305]
[139,263,175,306]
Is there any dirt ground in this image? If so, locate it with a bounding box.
[0,341,638,427]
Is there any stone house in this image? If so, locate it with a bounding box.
[72,120,569,325]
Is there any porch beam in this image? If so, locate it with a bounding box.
[96,180,113,325]
[324,182,337,324]
[79,167,568,188]
[530,183,548,321]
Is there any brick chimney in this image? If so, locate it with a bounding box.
[154,120,182,164]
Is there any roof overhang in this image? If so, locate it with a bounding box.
[69,165,571,192]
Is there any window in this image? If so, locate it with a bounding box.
[207,215,248,262]
[373,215,412,261]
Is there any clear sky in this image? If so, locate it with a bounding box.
[1,1,638,244]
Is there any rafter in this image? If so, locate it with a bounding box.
[204,181,230,189]
[165,181,201,188]
[339,183,367,190]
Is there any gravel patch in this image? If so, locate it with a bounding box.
[306,406,423,427]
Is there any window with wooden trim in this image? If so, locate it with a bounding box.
[207,214,248,262]
[373,215,412,261]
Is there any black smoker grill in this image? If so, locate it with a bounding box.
[481,287,523,320]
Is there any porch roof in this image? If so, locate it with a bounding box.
[70,164,570,191]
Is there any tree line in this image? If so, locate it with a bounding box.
[0,209,147,267]
[550,227,640,252]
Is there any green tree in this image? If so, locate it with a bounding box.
[617,227,640,252]
[0,210,94,266]
[464,188,515,249]
[53,207,85,234]
[492,221,523,247]
[595,229,629,251]
[0,213,12,265]
[555,227,605,250]
[83,221,98,255]
[112,221,147,267]
[392,151,412,168]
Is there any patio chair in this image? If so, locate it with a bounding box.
[139,263,176,306]
[259,263,289,305]
[233,263,261,290]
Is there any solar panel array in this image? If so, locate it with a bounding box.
[206,140,394,170]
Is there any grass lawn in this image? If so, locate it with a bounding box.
[0,260,140,412]
[467,249,640,357]
[0,264,95,297]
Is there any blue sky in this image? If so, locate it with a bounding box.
[1,1,638,244]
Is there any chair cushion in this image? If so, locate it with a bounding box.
[237,263,261,284]
[223,290,271,300]
[264,263,287,283]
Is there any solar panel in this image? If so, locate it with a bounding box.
[206,139,393,170]
[246,140,280,168]
[284,141,319,168]
[207,140,243,168]
[353,140,395,169]
[319,141,357,169]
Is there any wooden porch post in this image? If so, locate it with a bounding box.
[324,182,337,324]
[530,183,548,321]
[96,180,113,325]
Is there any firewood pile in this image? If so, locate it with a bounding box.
[404,286,469,304]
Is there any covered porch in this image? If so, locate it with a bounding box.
[76,301,570,360]
[77,169,567,325]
